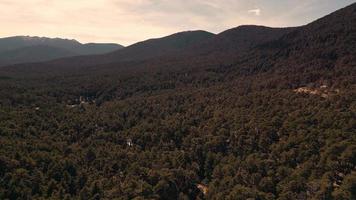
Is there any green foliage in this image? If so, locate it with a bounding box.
[0,4,355,199]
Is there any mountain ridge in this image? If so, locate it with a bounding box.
[0,36,124,66]
[7,26,296,69]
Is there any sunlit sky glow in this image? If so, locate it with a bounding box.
[0,0,354,46]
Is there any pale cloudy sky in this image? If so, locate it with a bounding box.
[0,0,354,46]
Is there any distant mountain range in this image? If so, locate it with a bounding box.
[0,36,123,65]
[0,26,299,68]
[24,26,295,69]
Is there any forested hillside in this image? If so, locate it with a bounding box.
[0,3,355,200]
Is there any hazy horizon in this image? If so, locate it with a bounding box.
[0,0,355,46]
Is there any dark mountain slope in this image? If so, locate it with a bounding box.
[0,36,82,53]
[105,30,215,61]
[189,25,295,55]
[225,2,356,83]
[0,36,123,66]
[0,36,124,54]
[41,30,215,67]
[0,45,76,66]
[80,43,123,55]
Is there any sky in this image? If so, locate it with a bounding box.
[0,0,355,46]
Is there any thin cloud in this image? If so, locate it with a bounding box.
[0,0,354,45]
[248,9,261,16]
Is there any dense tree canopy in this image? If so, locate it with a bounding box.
[0,3,355,200]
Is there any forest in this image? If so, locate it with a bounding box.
[0,3,355,200]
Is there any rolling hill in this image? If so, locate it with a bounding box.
[37,30,216,68]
